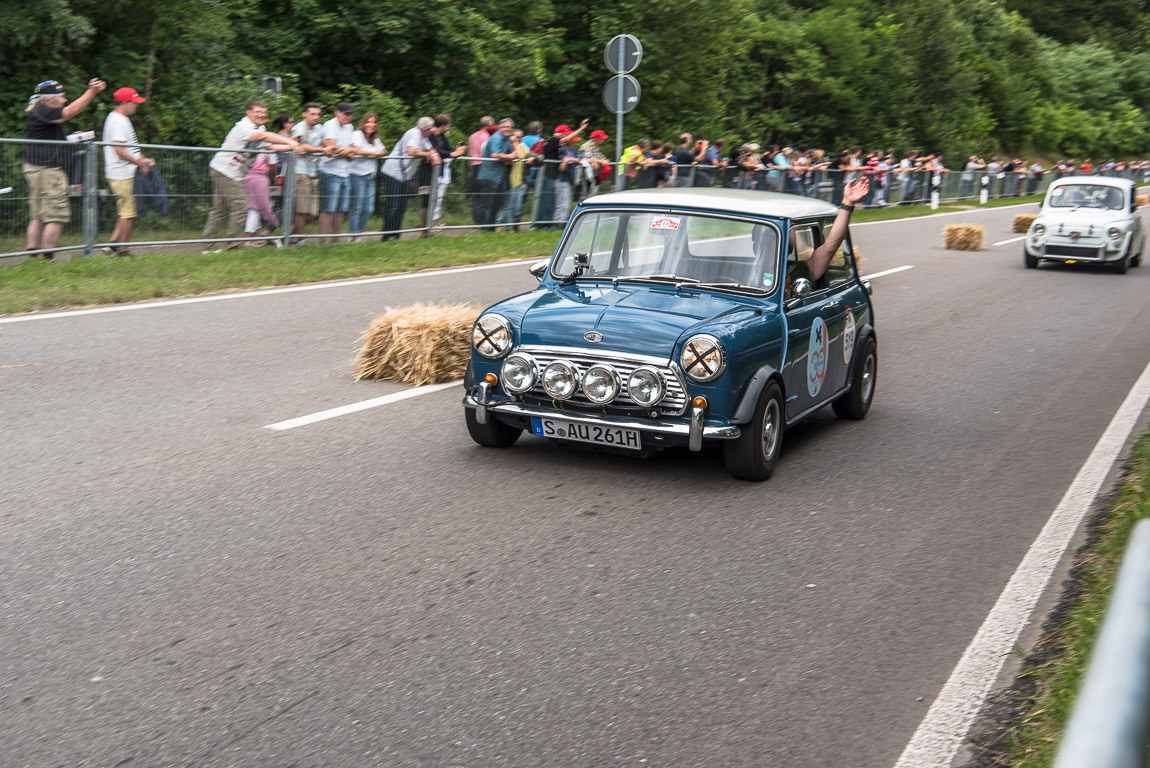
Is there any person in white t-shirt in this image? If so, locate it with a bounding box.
[102,86,154,256]
[318,101,358,242]
[348,112,386,239]
[202,100,296,250]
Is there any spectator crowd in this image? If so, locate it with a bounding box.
[18,77,1150,257]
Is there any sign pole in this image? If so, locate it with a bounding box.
[615,37,625,170]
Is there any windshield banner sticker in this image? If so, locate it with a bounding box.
[650,216,681,232]
[808,317,828,398]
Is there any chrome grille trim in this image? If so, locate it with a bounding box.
[516,345,689,415]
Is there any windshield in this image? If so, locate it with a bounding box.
[552,210,781,291]
[1047,184,1126,210]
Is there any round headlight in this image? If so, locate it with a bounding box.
[1108,226,1122,239]
[627,366,666,407]
[680,334,726,382]
[542,360,580,400]
[1032,223,1045,237]
[501,353,538,394]
[472,314,513,359]
[582,364,621,404]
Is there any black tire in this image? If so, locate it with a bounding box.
[465,408,522,447]
[1112,251,1129,274]
[1131,237,1142,267]
[723,380,784,482]
[833,337,878,420]
[1023,248,1039,269]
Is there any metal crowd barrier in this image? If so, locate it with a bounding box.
[1054,518,1150,768]
[2,135,1148,261]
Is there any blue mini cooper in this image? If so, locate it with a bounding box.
[462,188,877,480]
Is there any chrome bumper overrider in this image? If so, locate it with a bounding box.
[463,391,740,449]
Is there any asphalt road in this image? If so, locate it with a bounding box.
[2,204,1148,767]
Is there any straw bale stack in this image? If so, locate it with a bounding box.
[943,223,985,251]
[1012,214,1037,233]
[1137,193,1148,207]
[355,302,480,385]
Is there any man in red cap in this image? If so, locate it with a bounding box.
[23,77,106,256]
[534,118,588,228]
[102,87,155,256]
[576,129,611,201]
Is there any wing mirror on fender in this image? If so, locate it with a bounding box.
[785,277,813,310]
[529,260,549,280]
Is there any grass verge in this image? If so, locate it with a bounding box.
[972,430,1150,767]
[0,195,1045,316]
[0,230,561,315]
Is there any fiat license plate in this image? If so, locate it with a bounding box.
[532,417,641,450]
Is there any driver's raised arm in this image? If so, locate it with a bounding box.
[810,177,868,280]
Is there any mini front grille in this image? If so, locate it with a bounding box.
[1044,244,1102,259]
[516,346,688,414]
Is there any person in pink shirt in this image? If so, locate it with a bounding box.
[466,116,494,197]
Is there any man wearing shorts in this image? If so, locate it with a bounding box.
[289,102,330,240]
[318,102,357,242]
[203,100,296,250]
[23,77,106,257]
[102,87,154,256]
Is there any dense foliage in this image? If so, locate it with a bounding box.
[5,0,1150,160]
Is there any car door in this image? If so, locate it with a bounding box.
[782,222,845,420]
[818,221,869,396]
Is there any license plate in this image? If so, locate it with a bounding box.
[532,417,642,451]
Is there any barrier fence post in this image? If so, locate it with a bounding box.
[426,163,440,237]
[82,141,98,255]
[280,152,296,249]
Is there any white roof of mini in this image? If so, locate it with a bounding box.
[579,187,840,219]
[1047,176,1133,190]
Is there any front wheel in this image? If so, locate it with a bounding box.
[1023,248,1039,269]
[833,337,877,420]
[1112,251,1129,274]
[723,381,784,482]
[465,408,522,447]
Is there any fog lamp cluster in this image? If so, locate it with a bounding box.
[499,353,667,406]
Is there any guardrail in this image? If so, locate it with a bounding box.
[1054,518,1150,768]
[3,135,1147,261]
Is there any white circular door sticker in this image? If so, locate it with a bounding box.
[843,308,856,366]
[807,316,828,397]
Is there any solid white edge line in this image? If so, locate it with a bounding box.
[992,236,1027,247]
[861,265,914,280]
[0,260,537,325]
[893,357,1150,768]
[264,380,463,431]
[262,265,916,431]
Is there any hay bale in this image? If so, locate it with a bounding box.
[1012,214,1037,233]
[943,223,985,251]
[1137,193,1148,208]
[355,302,480,385]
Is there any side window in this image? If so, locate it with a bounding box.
[785,225,819,300]
[821,219,855,287]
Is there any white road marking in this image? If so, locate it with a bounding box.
[264,380,463,431]
[0,260,537,325]
[992,236,1027,247]
[262,265,916,431]
[893,357,1150,768]
[861,265,914,280]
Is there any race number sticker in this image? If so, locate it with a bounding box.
[807,316,828,397]
[842,308,856,366]
[650,216,681,232]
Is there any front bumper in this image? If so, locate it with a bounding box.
[463,385,740,451]
[1026,233,1131,262]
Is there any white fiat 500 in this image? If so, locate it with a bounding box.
[1024,176,1144,274]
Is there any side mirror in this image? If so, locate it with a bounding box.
[792,277,812,300]
[529,259,549,280]
[863,279,873,296]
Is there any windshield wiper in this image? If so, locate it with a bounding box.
[621,274,701,284]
